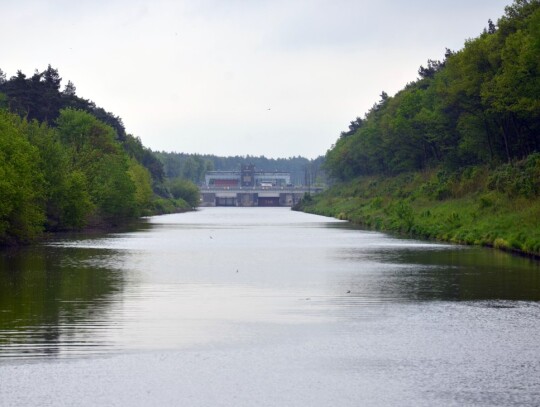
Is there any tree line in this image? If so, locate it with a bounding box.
[154,152,326,186]
[0,66,164,184]
[324,0,540,181]
[0,66,194,245]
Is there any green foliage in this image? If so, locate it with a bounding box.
[325,0,540,182]
[0,110,45,244]
[292,193,313,211]
[18,117,67,227]
[56,108,120,159]
[61,171,94,229]
[0,92,7,109]
[0,65,166,194]
[91,155,138,223]
[300,161,540,257]
[0,65,173,244]
[312,0,540,258]
[392,200,415,232]
[123,134,165,187]
[128,159,154,215]
[488,153,540,197]
[55,109,140,224]
[167,178,200,208]
[152,197,191,215]
[0,105,160,245]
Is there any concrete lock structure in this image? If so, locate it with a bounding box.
[204,164,291,188]
[199,165,322,207]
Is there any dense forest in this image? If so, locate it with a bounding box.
[154,152,326,186]
[325,0,539,180]
[299,0,540,257]
[0,66,194,245]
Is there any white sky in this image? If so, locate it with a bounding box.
[1,0,510,158]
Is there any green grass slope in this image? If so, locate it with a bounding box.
[296,155,540,257]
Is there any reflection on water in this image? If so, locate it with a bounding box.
[0,246,125,358]
[0,207,539,360]
[335,243,540,302]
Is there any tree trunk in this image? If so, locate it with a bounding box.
[483,119,494,161]
[500,123,512,163]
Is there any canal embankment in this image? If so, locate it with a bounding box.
[295,161,540,258]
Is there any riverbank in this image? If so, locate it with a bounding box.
[295,161,540,258]
[0,198,194,249]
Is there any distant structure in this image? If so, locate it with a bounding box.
[200,164,322,207]
[204,164,291,188]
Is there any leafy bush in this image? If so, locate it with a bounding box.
[167,178,200,208]
[152,198,191,215]
[488,154,540,198]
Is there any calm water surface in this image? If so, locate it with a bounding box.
[1,208,539,406]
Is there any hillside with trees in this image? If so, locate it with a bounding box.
[0,67,191,245]
[298,0,540,257]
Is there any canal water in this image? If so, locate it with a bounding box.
[0,207,539,406]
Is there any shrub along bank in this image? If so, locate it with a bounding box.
[295,156,540,258]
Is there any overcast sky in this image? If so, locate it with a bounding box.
[1,0,510,158]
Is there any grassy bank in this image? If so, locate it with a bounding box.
[296,157,540,258]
